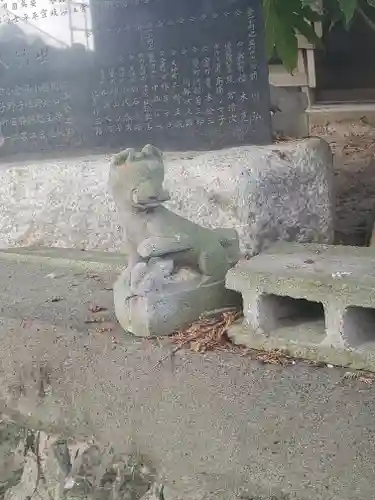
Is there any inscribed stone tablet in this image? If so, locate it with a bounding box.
[89,0,272,150]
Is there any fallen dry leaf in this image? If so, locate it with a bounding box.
[358,376,374,385]
[87,273,103,283]
[343,371,375,384]
[89,304,108,313]
[20,319,33,329]
[253,349,293,366]
[84,317,106,324]
[96,327,113,334]
[170,309,241,354]
[168,311,298,367]
[49,296,63,303]
[156,310,375,377]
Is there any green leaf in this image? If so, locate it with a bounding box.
[338,0,357,24]
[301,0,321,8]
[262,0,279,59]
[275,26,299,72]
[323,0,346,29]
[262,0,322,72]
[262,0,299,71]
[301,5,323,22]
[275,10,299,70]
[277,0,304,16]
[291,12,323,47]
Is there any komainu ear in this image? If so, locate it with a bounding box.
[141,144,163,160]
[111,148,136,166]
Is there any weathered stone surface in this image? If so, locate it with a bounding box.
[226,242,375,369]
[165,137,334,256]
[109,145,241,337]
[270,85,309,139]
[1,248,375,499]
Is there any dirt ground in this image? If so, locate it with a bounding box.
[312,121,375,246]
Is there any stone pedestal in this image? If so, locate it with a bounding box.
[114,268,241,337]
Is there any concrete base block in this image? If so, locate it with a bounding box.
[226,242,375,371]
[114,268,241,337]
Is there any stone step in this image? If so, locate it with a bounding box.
[226,242,375,371]
[0,246,125,333]
[0,246,127,269]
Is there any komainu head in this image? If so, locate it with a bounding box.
[111,144,163,168]
[109,144,168,208]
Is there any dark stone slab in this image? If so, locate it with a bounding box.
[0,0,271,156]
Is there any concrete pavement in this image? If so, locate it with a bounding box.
[0,248,373,500]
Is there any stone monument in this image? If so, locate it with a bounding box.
[0,0,272,157]
[109,144,241,337]
[90,0,272,150]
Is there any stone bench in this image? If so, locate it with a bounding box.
[226,242,375,370]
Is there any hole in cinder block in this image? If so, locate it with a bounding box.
[258,294,325,342]
[342,306,375,348]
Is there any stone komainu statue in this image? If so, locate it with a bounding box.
[109,144,241,337]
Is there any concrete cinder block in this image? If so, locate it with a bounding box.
[226,242,375,371]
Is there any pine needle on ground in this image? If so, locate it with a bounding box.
[154,311,375,380]
[170,309,242,354]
